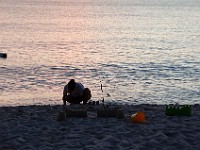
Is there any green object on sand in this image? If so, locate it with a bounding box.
[165,105,192,116]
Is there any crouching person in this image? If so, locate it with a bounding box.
[62,79,91,105]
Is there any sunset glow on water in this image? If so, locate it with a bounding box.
[0,0,200,106]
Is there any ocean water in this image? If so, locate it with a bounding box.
[0,0,200,106]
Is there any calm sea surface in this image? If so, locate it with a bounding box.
[0,0,200,106]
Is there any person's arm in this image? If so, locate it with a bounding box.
[62,85,68,100]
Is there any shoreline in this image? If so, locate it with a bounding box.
[0,104,200,149]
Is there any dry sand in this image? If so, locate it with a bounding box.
[0,104,200,150]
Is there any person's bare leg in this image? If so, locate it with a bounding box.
[82,88,92,105]
[64,95,82,104]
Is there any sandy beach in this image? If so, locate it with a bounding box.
[0,104,200,150]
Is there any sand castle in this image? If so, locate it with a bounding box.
[165,105,192,116]
[57,101,125,120]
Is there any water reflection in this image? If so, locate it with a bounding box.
[0,0,200,105]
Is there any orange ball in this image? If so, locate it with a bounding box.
[131,112,145,123]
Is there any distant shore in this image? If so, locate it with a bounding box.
[0,104,200,150]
